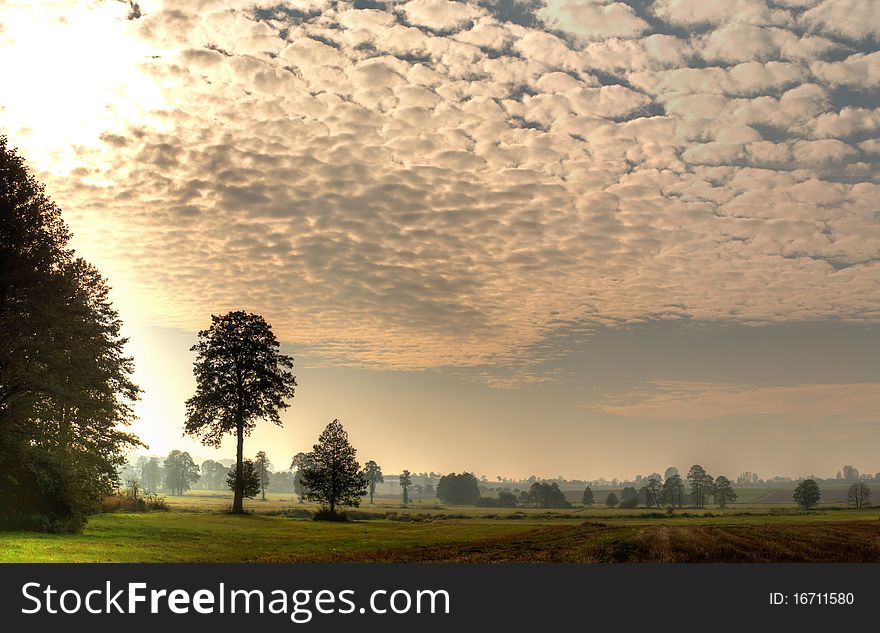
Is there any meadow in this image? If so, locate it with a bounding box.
[3,490,880,563]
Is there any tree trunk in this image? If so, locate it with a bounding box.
[232,418,245,514]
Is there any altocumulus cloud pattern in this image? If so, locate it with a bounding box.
[1,0,878,380]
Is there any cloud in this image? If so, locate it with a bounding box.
[1,0,879,380]
[596,380,880,423]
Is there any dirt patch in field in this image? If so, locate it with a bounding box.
[337,521,880,563]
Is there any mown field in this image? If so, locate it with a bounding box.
[3,490,880,563]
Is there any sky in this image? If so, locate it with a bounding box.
[1,0,879,480]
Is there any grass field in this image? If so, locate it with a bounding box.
[3,489,880,563]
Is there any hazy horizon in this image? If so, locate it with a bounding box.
[2,0,878,482]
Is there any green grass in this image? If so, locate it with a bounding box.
[0,513,538,563]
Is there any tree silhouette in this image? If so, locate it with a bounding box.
[364,460,384,504]
[645,476,662,508]
[227,459,261,500]
[399,470,412,505]
[290,452,313,503]
[793,479,821,510]
[184,311,296,514]
[163,450,200,495]
[661,474,684,508]
[847,482,871,509]
[712,475,737,508]
[0,136,142,531]
[605,492,619,508]
[582,486,594,507]
[687,465,712,508]
[301,419,367,515]
[254,451,271,501]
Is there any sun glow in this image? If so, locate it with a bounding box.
[0,1,167,173]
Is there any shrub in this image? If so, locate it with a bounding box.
[313,508,350,522]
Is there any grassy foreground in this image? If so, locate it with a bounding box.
[3,508,880,563]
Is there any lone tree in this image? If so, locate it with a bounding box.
[301,419,367,516]
[290,452,313,503]
[163,450,200,496]
[847,482,871,509]
[227,459,261,500]
[254,451,271,501]
[436,472,481,505]
[184,311,296,514]
[363,460,384,504]
[712,475,737,508]
[0,136,143,531]
[399,470,412,505]
[582,486,594,507]
[606,492,619,508]
[793,479,821,510]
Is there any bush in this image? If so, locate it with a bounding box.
[313,508,350,522]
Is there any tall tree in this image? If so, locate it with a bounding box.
[399,470,412,505]
[227,459,261,500]
[712,475,737,508]
[163,450,200,496]
[582,486,594,507]
[847,482,871,509]
[0,136,142,531]
[141,458,162,493]
[363,460,384,504]
[290,452,313,503]
[254,451,271,501]
[687,465,712,508]
[200,459,228,490]
[184,311,296,514]
[793,479,821,510]
[660,474,684,508]
[645,476,662,509]
[842,465,860,481]
[301,419,367,515]
[436,473,480,505]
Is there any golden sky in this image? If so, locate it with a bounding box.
[2,0,879,479]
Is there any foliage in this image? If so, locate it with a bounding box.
[712,476,737,508]
[184,311,296,513]
[660,474,684,508]
[605,492,619,508]
[363,460,384,503]
[0,136,143,532]
[226,459,261,500]
[528,482,571,508]
[687,465,713,509]
[199,459,228,490]
[582,486,594,507]
[101,479,168,513]
[644,477,662,508]
[399,469,412,505]
[291,452,313,502]
[619,486,639,509]
[301,419,367,515]
[254,451,271,500]
[847,482,871,509]
[475,489,519,508]
[163,450,200,496]
[436,472,481,505]
[793,479,822,510]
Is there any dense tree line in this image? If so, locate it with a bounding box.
[0,138,142,531]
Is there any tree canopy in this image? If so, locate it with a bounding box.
[184,311,296,513]
[163,450,200,496]
[0,136,142,531]
[363,460,384,504]
[793,479,821,510]
[227,459,261,500]
[301,419,367,515]
[436,472,480,505]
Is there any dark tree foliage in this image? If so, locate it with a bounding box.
[528,482,571,508]
[582,486,594,507]
[619,486,639,509]
[793,479,821,510]
[363,460,384,503]
[301,419,367,515]
[436,472,480,505]
[185,311,296,513]
[605,492,619,508]
[0,136,142,532]
[399,469,412,505]
[163,450,200,496]
[254,450,271,500]
[687,465,712,508]
[200,459,228,490]
[645,476,662,508]
[227,459,261,500]
[291,451,313,503]
[660,474,684,508]
[847,482,871,509]
[712,475,737,508]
